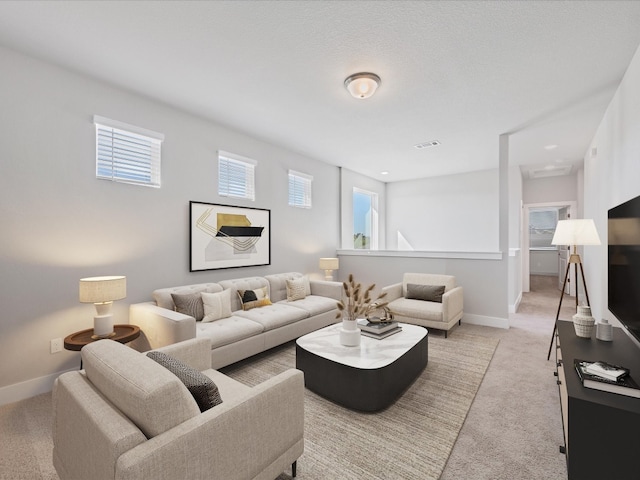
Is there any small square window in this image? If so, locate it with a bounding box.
[218,151,256,201]
[288,170,312,208]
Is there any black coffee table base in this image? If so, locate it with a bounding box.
[296,334,428,412]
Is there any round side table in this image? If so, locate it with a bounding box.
[64,324,141,368]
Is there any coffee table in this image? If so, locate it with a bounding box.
[296,323,428,412]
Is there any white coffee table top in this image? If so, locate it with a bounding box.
[296,323,427,370]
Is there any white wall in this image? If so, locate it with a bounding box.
[508,165,523,312]
[0,46,340,403]
[386,169,499,251]
[522,174,578,205]
[584,43,640,328]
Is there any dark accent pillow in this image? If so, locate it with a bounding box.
[406,284,446,303]
[237,286,272,311]
[146,351,222,412]
[171,292,204,321]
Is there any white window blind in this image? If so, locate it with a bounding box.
[94,115,163,187]
[218,151,256,201]
[288,170,313,208]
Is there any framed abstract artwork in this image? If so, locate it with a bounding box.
[189,201,271,272]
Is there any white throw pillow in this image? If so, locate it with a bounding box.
[201,290,232,323]
[286,277,308,301]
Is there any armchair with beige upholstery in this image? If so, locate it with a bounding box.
[52,337,304,480]
[381,273,463,338]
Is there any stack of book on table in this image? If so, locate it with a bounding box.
[357,319,402,339]
[574,359,640,398]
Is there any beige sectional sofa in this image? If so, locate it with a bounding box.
[53,337,304,480]
[130,272,342,369]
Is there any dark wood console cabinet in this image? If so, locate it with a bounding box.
[555,320,640,480]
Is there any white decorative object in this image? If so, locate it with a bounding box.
[79,276,127,338]
[596,318,613,342]
[572,305,595,338]
[339,319,361,347]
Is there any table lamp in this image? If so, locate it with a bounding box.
[319,257,339,281]
[79,276,127,339]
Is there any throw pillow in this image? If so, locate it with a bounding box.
[406,284,446,303]
[286,277,307,301]
[171,292,204,321]
[201,290,232,323]
[146,351,222,412]
[237,286,272,311]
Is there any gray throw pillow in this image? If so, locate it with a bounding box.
[171,292,204,321]
[146,351,222,412]
[406,284,446,303]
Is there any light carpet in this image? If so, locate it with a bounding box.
[221,329,499,480]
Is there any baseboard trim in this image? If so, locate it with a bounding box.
[0,368,75,407]
[463,313,509,330]
[509,292,523,314]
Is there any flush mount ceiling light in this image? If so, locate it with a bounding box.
[344,72,381,99]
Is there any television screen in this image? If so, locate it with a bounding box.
[608,194,640,344]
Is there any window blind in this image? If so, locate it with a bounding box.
[288,170,313,208]
[218,151,256,201]
[94,116,163,187]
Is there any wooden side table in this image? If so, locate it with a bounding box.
[64,324,141,368]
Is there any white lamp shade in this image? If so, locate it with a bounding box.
[79,276,127,303]
[551,219,601,246]
[319,258,339,270]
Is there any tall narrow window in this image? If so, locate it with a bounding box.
[288,170,313,208]
[94,115,164,187]
[530,208,559,248]
[218,151,256,201]
[353,188,378,249]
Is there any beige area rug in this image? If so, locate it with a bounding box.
[221,328,499,480]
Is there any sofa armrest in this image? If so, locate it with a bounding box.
[152,338,212,372]
[310,280,343,300]
[442,286,464,322]
[129,302,196,351]
[116,369,305,480]
[381,282,403,302]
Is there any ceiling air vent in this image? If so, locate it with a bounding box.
[528,165,573,179]
[414,140,441,149]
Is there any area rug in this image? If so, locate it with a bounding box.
[221,328,499,480]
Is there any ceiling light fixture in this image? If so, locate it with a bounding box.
[344,72,381,99]
[544,144,558,150]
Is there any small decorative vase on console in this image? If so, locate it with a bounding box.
[339,319,361,346]
[573,305,595,338]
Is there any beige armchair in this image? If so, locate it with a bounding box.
[52,337,304,480]
[381,273,463,338]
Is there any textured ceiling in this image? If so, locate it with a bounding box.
[1,1,639,182]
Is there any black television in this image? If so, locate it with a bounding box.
[608,194,640,344]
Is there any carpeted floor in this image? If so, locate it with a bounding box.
[0,275,570,479]
[222,329,498,480]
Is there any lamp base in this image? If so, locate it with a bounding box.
[91,331,117,340]
[93,314,114,338]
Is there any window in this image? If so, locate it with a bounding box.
[94,115,163,187]
[529,208,559,248]
[288,170,313,208]
[218,151,256,201]
[353,188,378,249]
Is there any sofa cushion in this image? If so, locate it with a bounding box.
[279,295,337,316]
[235,303,309,331]
[219,277,270,312]
[154,283,223,311]
[406,284,445,303]
[171,292,204,321]
[201,290,233,322]
[402,273,455,296]
[286,277,307,301]
[82,340,200,439]
[146,351,222,412]
[238,286,272,311]
[196,316,265,349]
[388,297,446,322]
[265,272,311,302]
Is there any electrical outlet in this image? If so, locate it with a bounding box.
[51,338,63,354]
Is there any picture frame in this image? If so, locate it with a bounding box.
[189,201,271,272]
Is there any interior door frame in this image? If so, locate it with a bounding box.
[522,201,577,293]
